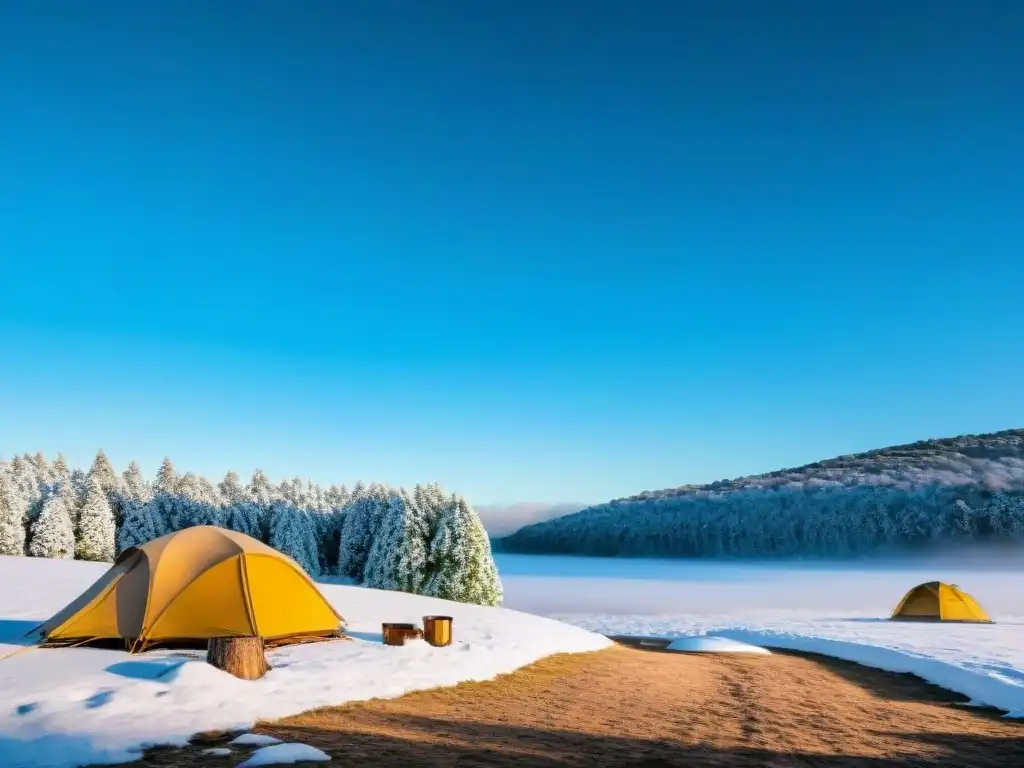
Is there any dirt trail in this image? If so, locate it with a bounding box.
[137,645,1024,767]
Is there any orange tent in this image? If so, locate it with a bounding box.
[891,581,992,624]
[37,526,344,651]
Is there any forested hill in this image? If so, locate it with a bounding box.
[500,429,1024,559]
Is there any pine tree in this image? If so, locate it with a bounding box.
[29,451,50,480]
[116,498,159,553]
[218,470,246,504]
[227,500,264,540]
[28,485,76,559]
[68,468,89,513]
[363,488,429,593]
[76,477,116,561]
[337,483,388,580]
[52,454,70,484]
[154,457,178,495]
[9,456,43,524]
[268,500,320,576]
[248,469,277,507]
[0,472,27,556]
[120,462,153,505]
[148,493,175,537]
[87,450,119,498]
[424,495,503,606]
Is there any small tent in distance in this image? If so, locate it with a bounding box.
[34,525,345,652]
[891,581,992,624]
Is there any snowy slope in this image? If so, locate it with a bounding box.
[0,556,610,768]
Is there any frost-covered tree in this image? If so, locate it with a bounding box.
[76,477,116,561]
[28,485,76,560]
[364,488,430,593]
[424,495,502,606]
[153,457,178,496]
[67,468,89,514]
[29,451,50,481]
[0,472,26,556]
[267,500,320,576]
[227,500,264,540]
[248,469,277,508]
[120,462,152,505]
[52,454,70,484]
[9,455,43,523]
[218,470,246,504]
[116,497,160,553]
[87,450,120,499]
[174,472,226,528]
[337,483,388,580]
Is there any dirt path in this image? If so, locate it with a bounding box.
[139,645,1024,767]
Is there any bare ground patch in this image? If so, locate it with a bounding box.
[127,645,1024,767]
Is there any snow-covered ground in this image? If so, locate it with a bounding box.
[0,555,610,768]
[498,553,1024,718]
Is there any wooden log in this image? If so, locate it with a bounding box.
[206,636,269,680]
[422,615,453,647]
[381,623,421,646]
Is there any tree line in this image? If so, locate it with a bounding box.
[0,451,502,606]
[500,483,1024,559]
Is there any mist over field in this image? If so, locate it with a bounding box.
[475,501,584,537]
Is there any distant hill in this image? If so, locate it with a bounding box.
[500,429,1024,559]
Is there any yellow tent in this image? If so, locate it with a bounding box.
[891,581,992,624]
[36,525,344,651]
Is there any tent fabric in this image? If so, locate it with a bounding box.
[890,581,992,623]
[37,526,344,651]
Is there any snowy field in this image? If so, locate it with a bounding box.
[497,553,1024,718]
[0,556,610,768]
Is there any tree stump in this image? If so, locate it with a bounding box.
[207,636,269,680]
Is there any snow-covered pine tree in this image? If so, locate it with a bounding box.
[218,470,246,504]
[267,500,320,576]
[336,483,388,580]
[116,497,160,554]
[248,469,277,508]
[413,482,447,542]
[114,462,157,552]
[68,468,89,514]
[76,477,116,562]
[120,462,153,505]
[28,484,76,560]
[314,484,349,573]
[52,454,70,483]
[423,494,502,606]
[9,455,43,524]
[363,487,429,593]
[0,472,26,556]
[227,500,264,540]
[87,450,120,499]
[29,451,50,481]
[153,457,178,496]
[148,493,175,537]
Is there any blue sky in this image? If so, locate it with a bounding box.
[1,2,1022,506]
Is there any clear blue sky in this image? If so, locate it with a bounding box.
[1,2,1022,505]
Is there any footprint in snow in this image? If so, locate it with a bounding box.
[84,689,115,709]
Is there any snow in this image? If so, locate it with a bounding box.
[498,554,1024,719]
[201,747,232,756]
[664,635,771,654]
[230,733,282,746]
[238,743,331,766]
[0,555,609,768]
